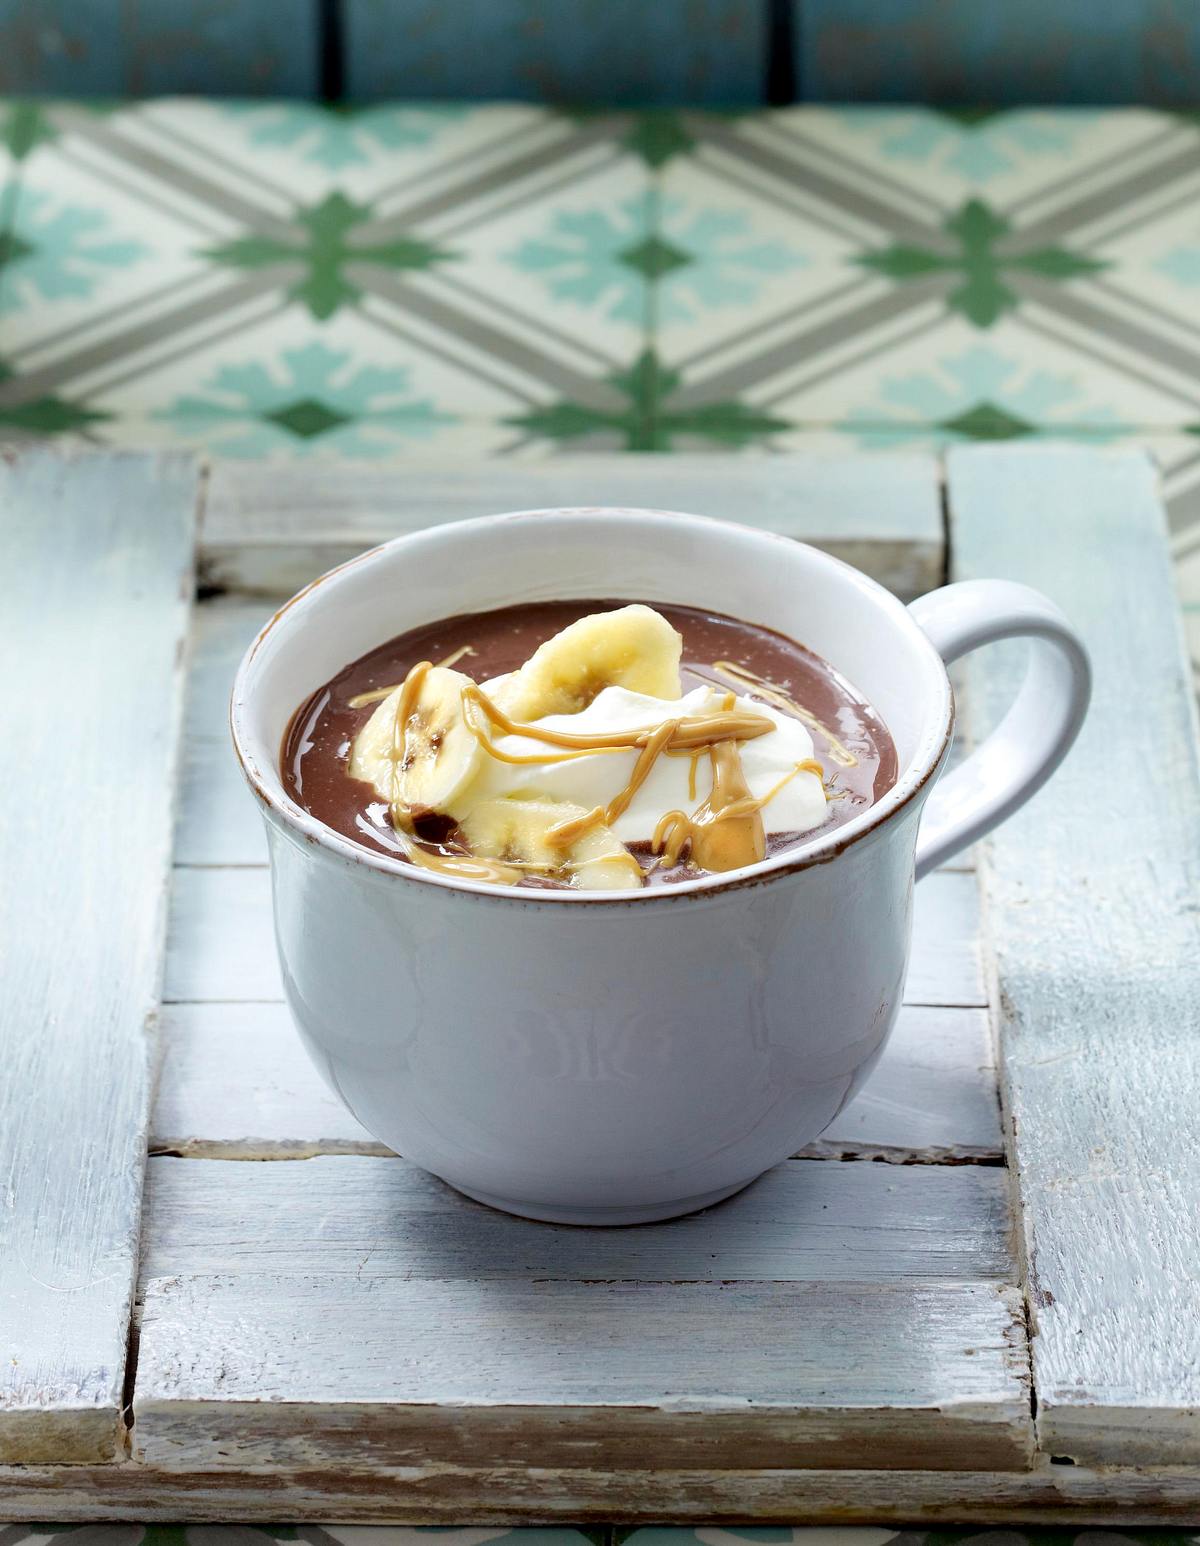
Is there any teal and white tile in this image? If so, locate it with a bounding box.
[89,309,543,460]
[738,314,1193,442]
[125,100,557,207]
[776,106,1189,212]
[1081,183,1200,344]
[1,120,243,366]
[435,146,654,354]
[650,146,865,366]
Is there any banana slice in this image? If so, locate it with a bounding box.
[349,665,482,818]
[489,604,683,720]
[460,798,644,890]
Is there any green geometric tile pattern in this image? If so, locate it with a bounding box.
[1,96,1200,679]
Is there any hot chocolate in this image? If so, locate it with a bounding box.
[283,600,898,891]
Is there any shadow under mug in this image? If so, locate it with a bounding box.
[232,507,1090,1225]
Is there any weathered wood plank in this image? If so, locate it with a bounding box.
[164,865,278,1002]
[153,1003,388,1157]
[7,1456,1200,1523]
[133,1271,1029,1472]
[152,1000,999,1161]
[175,597,270,867]
[140,1154,1013,1284]
[0,2,318,95]
[906,868,984,1005]
[803,1004,999,1160]
[0,448,197,1463]
[796,1,1200,104]
[343,2,766,105]
[948,444,1200,1466]
[200,454,945,600]
[162,863,983,1007]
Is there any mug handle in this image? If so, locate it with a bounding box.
[908,579,1092,881]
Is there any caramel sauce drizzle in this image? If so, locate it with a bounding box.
[436,643,477,670]
[652,755,823,871]
[710,659,858,768]
[348,644,478,709]
[362,656,830,888]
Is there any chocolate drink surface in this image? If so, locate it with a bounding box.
[283,600,898,890]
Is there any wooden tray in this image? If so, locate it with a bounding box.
[2,446,1197,1523]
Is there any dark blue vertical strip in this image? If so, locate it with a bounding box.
[0,0,319,96]
[797,0,1200,105]
[319,0,346,102]
[767,0,797,104]
[343,1,767,105]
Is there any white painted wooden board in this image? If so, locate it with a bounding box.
[133,1152,1029,1473]
[152,1001,1000,1161]
[0,449,197,1463]
[153,1003,389,1157]
[201,454,945,601]
[139,1154,1014,1284]
[802,1004,999,1160]
[133,1273,1029,1473]
[948,445,1200,1466]
[175,597,271,867]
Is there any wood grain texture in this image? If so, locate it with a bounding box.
[140,1154,1014,1284]
[948,445,1200,1465]
[132,1151,1028,1473]
[175,597,271,867]
[133,1271,1030,1472]
[6,1456,1200,1524]
[797,0,1200,104]
[343,0,766,105]
[0,448,197,1463]
[201,454,945,600]
[151,1000,1000,1161]
[162,863,983,1007]
[152,1002,388,1157]
[0,0,317,96]
[802,1004,999,1160]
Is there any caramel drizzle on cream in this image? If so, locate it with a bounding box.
[653,753,823,871]
[366,657,830,886]
[458,683,791,865]
[710,659,858,768]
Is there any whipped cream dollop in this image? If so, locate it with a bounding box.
[348,603,833,887]
[471,680,827,843]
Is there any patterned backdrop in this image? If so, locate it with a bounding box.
[2,101,1199,588]
[3,100,1199,690]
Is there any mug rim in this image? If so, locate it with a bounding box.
[230,506,954,904]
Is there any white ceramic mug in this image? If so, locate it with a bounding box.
[232,508,1090,1225]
